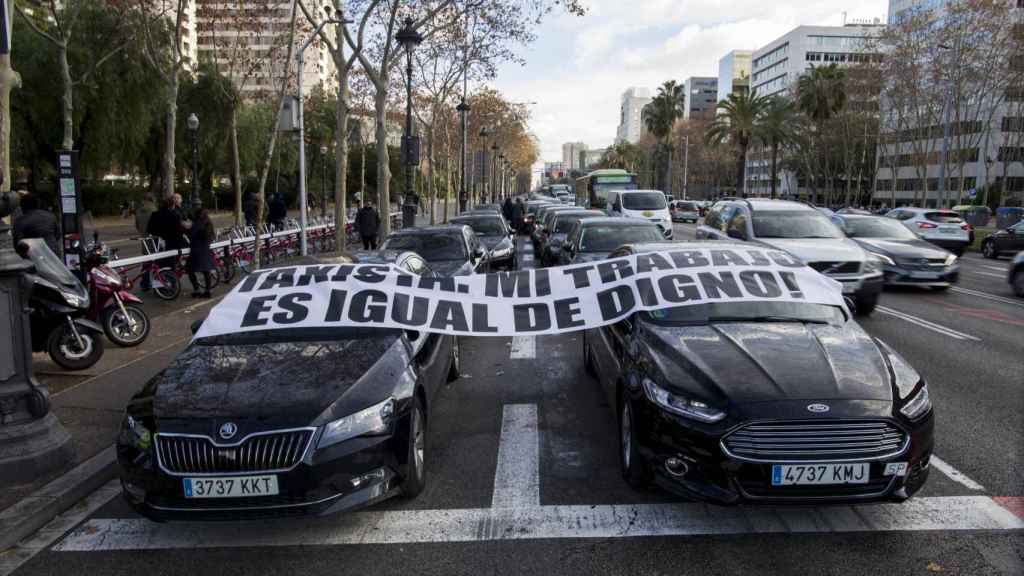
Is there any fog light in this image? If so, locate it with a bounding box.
[350,468,387,488]
[122,480,145,500]
[664,458,689,477]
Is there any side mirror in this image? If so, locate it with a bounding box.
[190,319,204,335]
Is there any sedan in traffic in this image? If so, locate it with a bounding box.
[540,209,605,266]
[449,213,516,270]
[584,242,934,505]
[117,252,459,521]
[380,225,489,276]
[832,214,959,289]
[982,221,1024,259]
[559,218,666,265]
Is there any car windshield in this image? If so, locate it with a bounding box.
[622,192,667,210]
[382,234,467,261]
[556,213,601,234]
[844,217,917,239]
[452,218,505,236]
[580,225,664,252]
[924,211,964,224]
[641,301,846,326]
[752,210,844,239]
[18,238,80,288]
[676,202,698,211]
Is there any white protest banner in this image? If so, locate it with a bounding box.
[194,247,846,340]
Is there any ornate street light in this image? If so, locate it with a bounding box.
[186,113,200,210]
[457,99,471,212]
[396,17,423,228]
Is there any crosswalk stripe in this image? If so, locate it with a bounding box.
[929,456,985,491]
[509,336,536,359]
[491,405,540,509]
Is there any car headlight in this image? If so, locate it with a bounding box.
[317,398,395,449]
[880,342,922,399]
[642,378,725,423]
[119,415,152,450]
[863,256,884,273]
[900,385,931,420]
[871,253,895,266]
[944,253,958,266]
[491,245,512,258]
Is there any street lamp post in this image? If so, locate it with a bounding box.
[187,113,200,210]
[682,134,689,201]
[497,154,505,200]
[396,18,423,229]
[457,99,470,213]
[319,144,328,219]
[491,144,499,203]
[478,127,491,206]
[937,42,956,208]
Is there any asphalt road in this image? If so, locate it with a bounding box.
[4,222,1022,576]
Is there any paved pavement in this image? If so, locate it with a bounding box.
[2,220,1022,576]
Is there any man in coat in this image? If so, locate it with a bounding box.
[356,201,381,250]
[511,198,525,234]
[13,193,60,254]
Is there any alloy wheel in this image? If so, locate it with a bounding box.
[413,408,425,482]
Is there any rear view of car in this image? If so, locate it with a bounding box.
[671,201,700,223]
[886,208,970,255]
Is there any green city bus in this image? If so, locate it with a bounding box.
[576,169,638,210]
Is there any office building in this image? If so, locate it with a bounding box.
[717,50,752,102]
[194,0,335,97]
[562,142,588,171]
[616,87,653,144]
[582,148,606,170]
[683,77,719,119]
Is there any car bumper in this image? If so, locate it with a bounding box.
[118,419,414,522]
[883,264,959,287]
[922,237,969,251]
[830,274,884,301]
[631,398,934,505]
[672,213,699,222]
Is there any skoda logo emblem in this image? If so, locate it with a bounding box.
[219,422,238,440]
[807,403,830,413]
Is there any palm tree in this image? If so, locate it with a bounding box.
[706,90,769,195]
[757,97,796,199]
[643,81,684,192]
[796,65,847,204]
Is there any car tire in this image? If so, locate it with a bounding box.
[1013,270,1024,298]
[982,241,998,259]
[401,397,427,499]
[446,337,460,382]
[619,390,650,490]
[854,295,878,316]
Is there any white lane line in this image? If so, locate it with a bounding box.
[979,265,1008,273]
[509,336,536,359]
[930,456,986,491]
[950,286,1024,308]
[521,254,535,262]
[491,404,540,509]
[967,271,1008,279]
[0,481,120,576]
[52,496,1024,552]
[875,306,981,341]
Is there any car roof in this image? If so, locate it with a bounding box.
[618,241,746,254]
[451,213,502,221]
[743,199,815,212]
[390,224,468,236]
[617,189,665,195]
[578,217,658,227]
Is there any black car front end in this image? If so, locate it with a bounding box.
[876,255,960,287]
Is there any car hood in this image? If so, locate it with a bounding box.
[142,335,405,421]
[640,321,892,405]
[429,259,474,276]
[853,238,950,260]
[755,238,867,263]
[480,236,512,252]
[573,252,611,263]
[548,233,568,248]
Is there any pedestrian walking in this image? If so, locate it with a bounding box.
[243,191,259,228]
[12,193,60,253]
[503,197,513,221]
[511,198,525,234]
[268,193,287,230]
[356,201,381,250]
[186,208,216,298]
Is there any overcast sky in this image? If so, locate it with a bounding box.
[488,0,888,171]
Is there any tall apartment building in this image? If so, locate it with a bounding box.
[717,50,752,103]
[875,0,1023,207]
[746,22,883,196]
[615,87,653,144]
[562,142,588,171]
[581,148,606,170]
[194,0,335,98]
[682,77,719,119]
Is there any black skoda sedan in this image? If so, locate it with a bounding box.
[380,225,488,276]
[583,243,934,504]
[117,252,459,521]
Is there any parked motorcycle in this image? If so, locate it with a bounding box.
[82,240,151,348]
[17,239,105,371]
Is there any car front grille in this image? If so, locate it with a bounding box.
[898,257,949,270]
[721,420,908,463]
[807,261,861,275]
[156,429,314,475]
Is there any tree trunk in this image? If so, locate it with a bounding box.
[0,54,20,199]
[735,143,746,195]
[770,142,779,199]
[162,73,179,200]
[360,143,365,208]
[428,124,436,225]
[229,105,243,226]
[335,77,349,252]
[59,41,74,151]
[374,86,391,235]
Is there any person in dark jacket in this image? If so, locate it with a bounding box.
[243,191,259,227]
[13,193,60,253]
[503,197,514,221]
[186,208,216,298]
[146,196,186,254]
[356,201,380,249]
[268,193,287,230]
[511,198,525,234]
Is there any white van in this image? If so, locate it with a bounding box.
[606,189,673,239]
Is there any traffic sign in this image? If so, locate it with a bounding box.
[968,188,977,199]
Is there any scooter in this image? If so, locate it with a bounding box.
[17,239,105,371]
[82,239,151,348]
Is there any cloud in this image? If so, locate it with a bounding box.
[491,0,887,162]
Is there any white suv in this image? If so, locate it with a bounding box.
[696,199,883,314]
[884,207,971,255]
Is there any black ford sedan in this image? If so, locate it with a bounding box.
[584,243,934,504]
[833,214,959,288]
[117,252,459,521]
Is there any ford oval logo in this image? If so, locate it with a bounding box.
[219,422,238,440]
[807,403,830,413]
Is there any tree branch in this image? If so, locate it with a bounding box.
[15,3,63,47]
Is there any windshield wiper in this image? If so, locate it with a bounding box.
[707,316,829,324]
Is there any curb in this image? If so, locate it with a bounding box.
[0,445,117,552]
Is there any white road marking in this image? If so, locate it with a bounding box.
[491,404,540,509]
[0,481,120,576]
[950,286,1024,309]
[522,254,534,262]
[876,306,981,341]
[509,336,536,359]
[967,271,1008,279]
[52,496,1024,552]
[980,265,1008,273]
[930,456,986,491]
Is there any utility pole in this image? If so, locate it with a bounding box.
[682,134,689,200]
